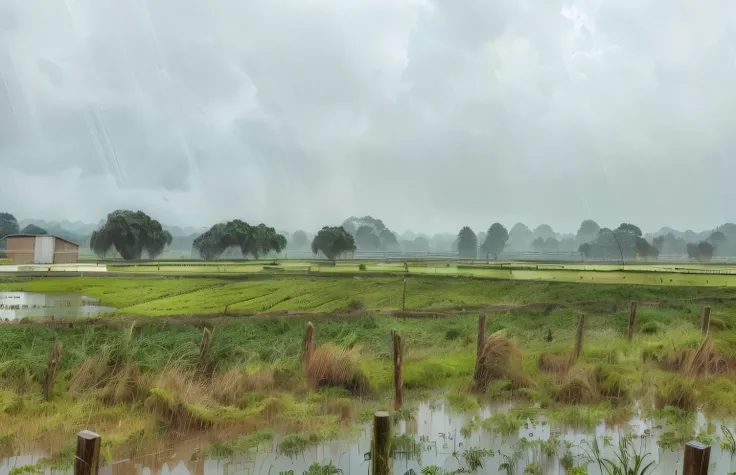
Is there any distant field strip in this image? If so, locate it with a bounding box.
[3,275,736,317]
[106,259,736,288]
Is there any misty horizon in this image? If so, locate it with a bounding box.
[2,1,735,234]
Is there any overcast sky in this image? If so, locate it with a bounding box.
[1,0,735,234]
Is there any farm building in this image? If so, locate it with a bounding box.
[4,235,79,264]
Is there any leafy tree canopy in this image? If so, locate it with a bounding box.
[687,241,714,262]
[0,213,19,238]
[480,223,509,260]
[20,224,47,235]
[533,224,557,240]
[192,220,286,260]
[91,210,173,260]
[341,216,387,236]
[311,226,356,260]
[576,220,600,242]
[615,223,643,237]
[456,226,477,259]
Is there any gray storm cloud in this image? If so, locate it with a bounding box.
[0,0,735,233]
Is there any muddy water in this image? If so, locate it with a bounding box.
[0,402,732,475]
[0,292,116,320]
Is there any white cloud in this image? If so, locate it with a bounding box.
[1,0,735,233]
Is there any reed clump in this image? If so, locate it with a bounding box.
[306,344,372,396]
[646,337,729,377]
[473,332,530,392]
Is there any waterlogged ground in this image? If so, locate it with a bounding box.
[0,292,116,320]
[2,402,734,475]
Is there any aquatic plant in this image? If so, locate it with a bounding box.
[303,461,343,475]
[721,425,736,456]
[581,435,656,475]
[483,412,524,436]
[462,447,494,471]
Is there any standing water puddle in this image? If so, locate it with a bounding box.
[0,292,116,320]
[0,401,732,475]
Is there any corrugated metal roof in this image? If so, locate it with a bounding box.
[5,234,80,247]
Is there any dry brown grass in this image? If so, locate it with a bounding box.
[538,353,570,375]
[306,344,372,395]
[144,366,217,431]
[69,353,150,405]
[652,338,730,377]
[473,331,530,392]
[211,367,276,406]
[555,365,600,404]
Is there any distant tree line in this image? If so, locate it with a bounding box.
[0,209,734,263]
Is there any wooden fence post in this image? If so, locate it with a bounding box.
[372,411,391,475]
[627,302,637,342]
[401,278,407,311]
[701,307,712,336]
[304,321,314,377]
[75,430,101,475]
[683,440,710,475]
[44,340,63,401]
[392,331,404,410]
[572,314,585,364]
[472,314,486,391]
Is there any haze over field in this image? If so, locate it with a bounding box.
[1,0,735,233]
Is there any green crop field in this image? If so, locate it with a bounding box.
[3,274,736,317]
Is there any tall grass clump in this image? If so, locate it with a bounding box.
[473,331,530,392]
[654,375,697,411]
[306,344,372,395]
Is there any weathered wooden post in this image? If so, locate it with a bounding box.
[372,412,391,475]
[75,430,101,475]
[627,302,637,342]
[572,314,585,364]
[401,277,407,311]
[392,331,404,410]
[304,321,314,377]
[472,314,486,391]
[683,440,710,475]
[44,340,63,401]
[701,307,712,336]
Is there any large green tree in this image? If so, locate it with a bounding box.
[576,219,600,243]
[192,220,286,260]
[480,223,509,260]
[311,226,356,260]
[456,226,477,259]
[0,213,18,238]
[91,210,173,259]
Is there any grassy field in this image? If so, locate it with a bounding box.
[1,275,735,317]
[1,272,736,464]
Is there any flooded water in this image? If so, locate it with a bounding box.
[0,292,116,320]
[0,401,732,475]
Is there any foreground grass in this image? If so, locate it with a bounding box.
[1,294,736,462]
[2,275,736,463]
[1,275,735,316]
